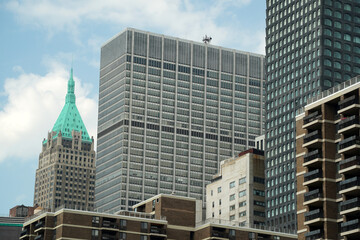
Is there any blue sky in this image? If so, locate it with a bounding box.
[0,0,265,215]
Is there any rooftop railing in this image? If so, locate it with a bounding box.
[296,76,360,116]
[196,218,297,235]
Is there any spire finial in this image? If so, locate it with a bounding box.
[66,67,76,103]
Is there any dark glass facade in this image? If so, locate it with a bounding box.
[265,0,360,230]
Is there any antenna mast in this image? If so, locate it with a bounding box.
[202,35,212,44]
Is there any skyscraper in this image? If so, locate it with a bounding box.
[265,0,360,230]
[34,69,96,211]
[96,28,265,213]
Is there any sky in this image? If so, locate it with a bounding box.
[0,0,266,215]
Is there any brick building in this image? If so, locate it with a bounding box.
[296,76,360,240]
[21,194,297,240]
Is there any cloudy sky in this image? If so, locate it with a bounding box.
[0,0,265,215]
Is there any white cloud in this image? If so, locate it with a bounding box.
[5,0,264,54]
[0,60,98,163]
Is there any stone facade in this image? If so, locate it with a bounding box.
[205,149,266,227]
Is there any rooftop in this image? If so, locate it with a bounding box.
[44,68,92,144]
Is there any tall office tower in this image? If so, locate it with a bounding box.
[97,28,265,213]
[265,0,360,230]
[34,69,96,211]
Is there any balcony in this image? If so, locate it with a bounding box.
[20,229,28,237]
[340,156,360,174]
[304,189,323,206]
[303,130,322,148]
[339,136,360,154]
[304,209,323,226]
[338,95,359,114]
[101,220,118,229]
[304,169,323,185]
[340,177,360,195]
[303,111,322,127]
[212,227,228,238]
[340,197,360,215]
[341,219,360,235]
[305,229,323,240]
[34,221,44,230]
[34,235,43,240]
[303,149,322,166]
[150,225,166,235]
[101,233,117,240]
[338,115,360,134]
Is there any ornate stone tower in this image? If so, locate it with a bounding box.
[33,69,95,211]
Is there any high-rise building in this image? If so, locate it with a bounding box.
[296,76,360,240]
[33,69,96,211]
[206,149,266,227]
[97,28,266,213]
[265,0,360,230]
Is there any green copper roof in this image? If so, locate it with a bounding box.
[47,69,92,143]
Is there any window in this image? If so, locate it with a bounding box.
[119,232,126,239]
[254,211,265,217]
[230,204,235,211]
[230,215,235,221]
[229,181,235,188]
[254,189,265,197]
[239,177,246,184]
[92,216,99,225]
[239,201,246,207]
[230,194,235,201]
[239,211,246,217]
[254,177,265,184]
[120,219,127,229]
[229,229,235,237]
[239,190,246,197]
[140,236,148,240]
[218,186,222,193]
[91,229,99,237]
[141,222,148,230]
[254,200,265,207]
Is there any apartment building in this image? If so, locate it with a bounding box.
[296,76,360,240]
[21,194,297,240]
[265,0,360,230]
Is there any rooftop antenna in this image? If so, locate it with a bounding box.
[203,35,212,44]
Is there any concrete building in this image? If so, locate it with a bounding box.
[33,69,96,211]
[265,0,360,230]
[206,149,266,227]
[97,28,266,212]
[296,76,360,240]
[21,194,297,240]
[0,216,23,240]
[255,135,265,151]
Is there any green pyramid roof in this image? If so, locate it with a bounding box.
[46,69,92,144]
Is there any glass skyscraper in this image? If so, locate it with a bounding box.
[265,0,360,230]
[96,28,265,213]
